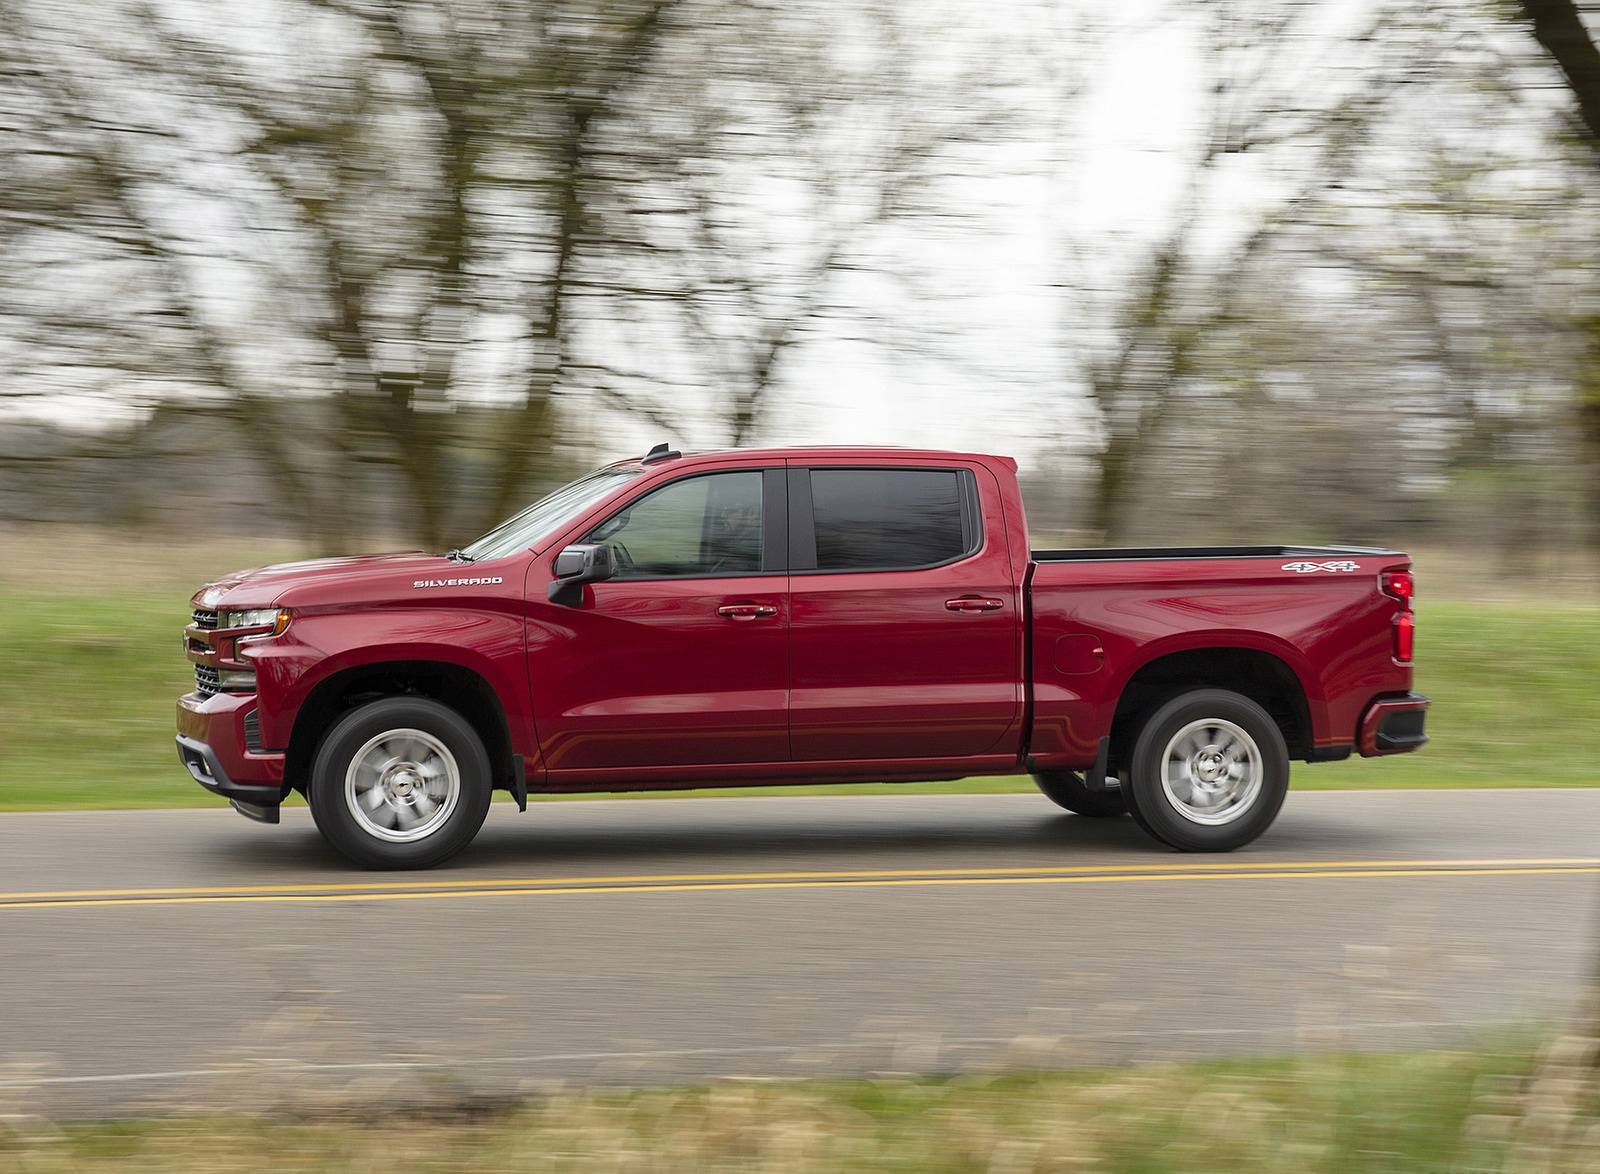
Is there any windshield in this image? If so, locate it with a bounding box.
[459,467,642,562]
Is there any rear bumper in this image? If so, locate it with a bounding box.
[1358,692,1430,756]
[176,692,287,808]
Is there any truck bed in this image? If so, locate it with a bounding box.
[1023,542,1416,772]
[1031,544,1402,563]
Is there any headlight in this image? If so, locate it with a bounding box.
[221,608,291,635]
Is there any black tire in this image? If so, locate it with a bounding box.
[309,697,492,870]
[1123,689,1288,852]
[1032,770,1128,817]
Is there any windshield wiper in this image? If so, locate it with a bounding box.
[443,549,476,564]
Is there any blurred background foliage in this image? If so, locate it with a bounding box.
[1,0,1599,556]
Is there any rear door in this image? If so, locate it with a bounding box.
[786,463,1021,761]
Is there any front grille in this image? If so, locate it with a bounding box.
[194,665,221,698]
[192,608,219,629]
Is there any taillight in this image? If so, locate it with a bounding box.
[1382,571,1415,662]
[1381,572,1413,603]
[1395,612,1414,662]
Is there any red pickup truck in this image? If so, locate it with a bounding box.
[177,445,1427,868]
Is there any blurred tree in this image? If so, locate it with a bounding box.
[587,0,1024,447]
[1048,0,1410,543]
[1518,0,1600,146]
[1499,1,1600,1074]
[1221,43,1596,557]
[1036,1,1596,550]
[0,2,294,500]
[177,0,683,547]
[0,0,1032,546]
[1514,0,1600,549]
[1,0,686,547]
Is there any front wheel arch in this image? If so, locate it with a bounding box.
[286,660,514,798]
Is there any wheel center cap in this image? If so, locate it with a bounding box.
[1194,752,1227,784]
[388,768,419,798]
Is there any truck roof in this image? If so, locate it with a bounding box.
[609,445,1019,472]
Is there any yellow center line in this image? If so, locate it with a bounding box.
[0,860,1594,911]
[0,858,1592,902]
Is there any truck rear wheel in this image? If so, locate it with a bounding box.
[309,697,492,869]
[1123,689,1288,852]
[1031,770,1127,817]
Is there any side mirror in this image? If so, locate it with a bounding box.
[547,543,615,607]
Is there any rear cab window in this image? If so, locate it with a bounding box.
[793,467,981,573]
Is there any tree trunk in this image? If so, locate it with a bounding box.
[1515,0,1600,1073]
[1091,429,1137,544]
[1517,0,1600,158]
[1579,316,1600,555]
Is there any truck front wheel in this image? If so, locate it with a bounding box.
[1124,689,1288,852]
[309,697,492,869]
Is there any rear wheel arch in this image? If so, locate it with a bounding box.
[285,660,514,798]
[1108,646,1313,771]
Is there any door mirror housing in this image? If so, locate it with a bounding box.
[547,543,615,607]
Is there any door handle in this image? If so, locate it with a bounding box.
[945,597,1004,613]
[717,603,779,619]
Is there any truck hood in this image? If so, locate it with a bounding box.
[192,552,449,609]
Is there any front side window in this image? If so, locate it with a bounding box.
[810,468,974,572]
[583,471,764,579]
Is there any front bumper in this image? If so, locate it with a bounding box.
[176,692,288,819]
[1357,692,1430,756]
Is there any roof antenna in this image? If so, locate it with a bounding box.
[641,441,681,464]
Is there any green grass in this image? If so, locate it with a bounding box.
[4,1045,1591,1172]
[1295,599,1600,790]
[0,592,201,809]
[1,552,1596,810]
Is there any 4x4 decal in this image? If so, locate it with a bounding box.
[1281,561,1360,574]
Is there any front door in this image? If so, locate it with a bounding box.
[531,466,790,773]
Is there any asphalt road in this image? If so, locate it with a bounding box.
[1,788,1597,1118]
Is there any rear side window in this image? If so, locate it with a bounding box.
[807,468,978,572]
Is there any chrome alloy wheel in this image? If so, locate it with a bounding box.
[1158,717,1264,826]
[344,728,461,843]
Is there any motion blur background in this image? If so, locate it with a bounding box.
[3,7,1600,1163]
[3,0,1599,559]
